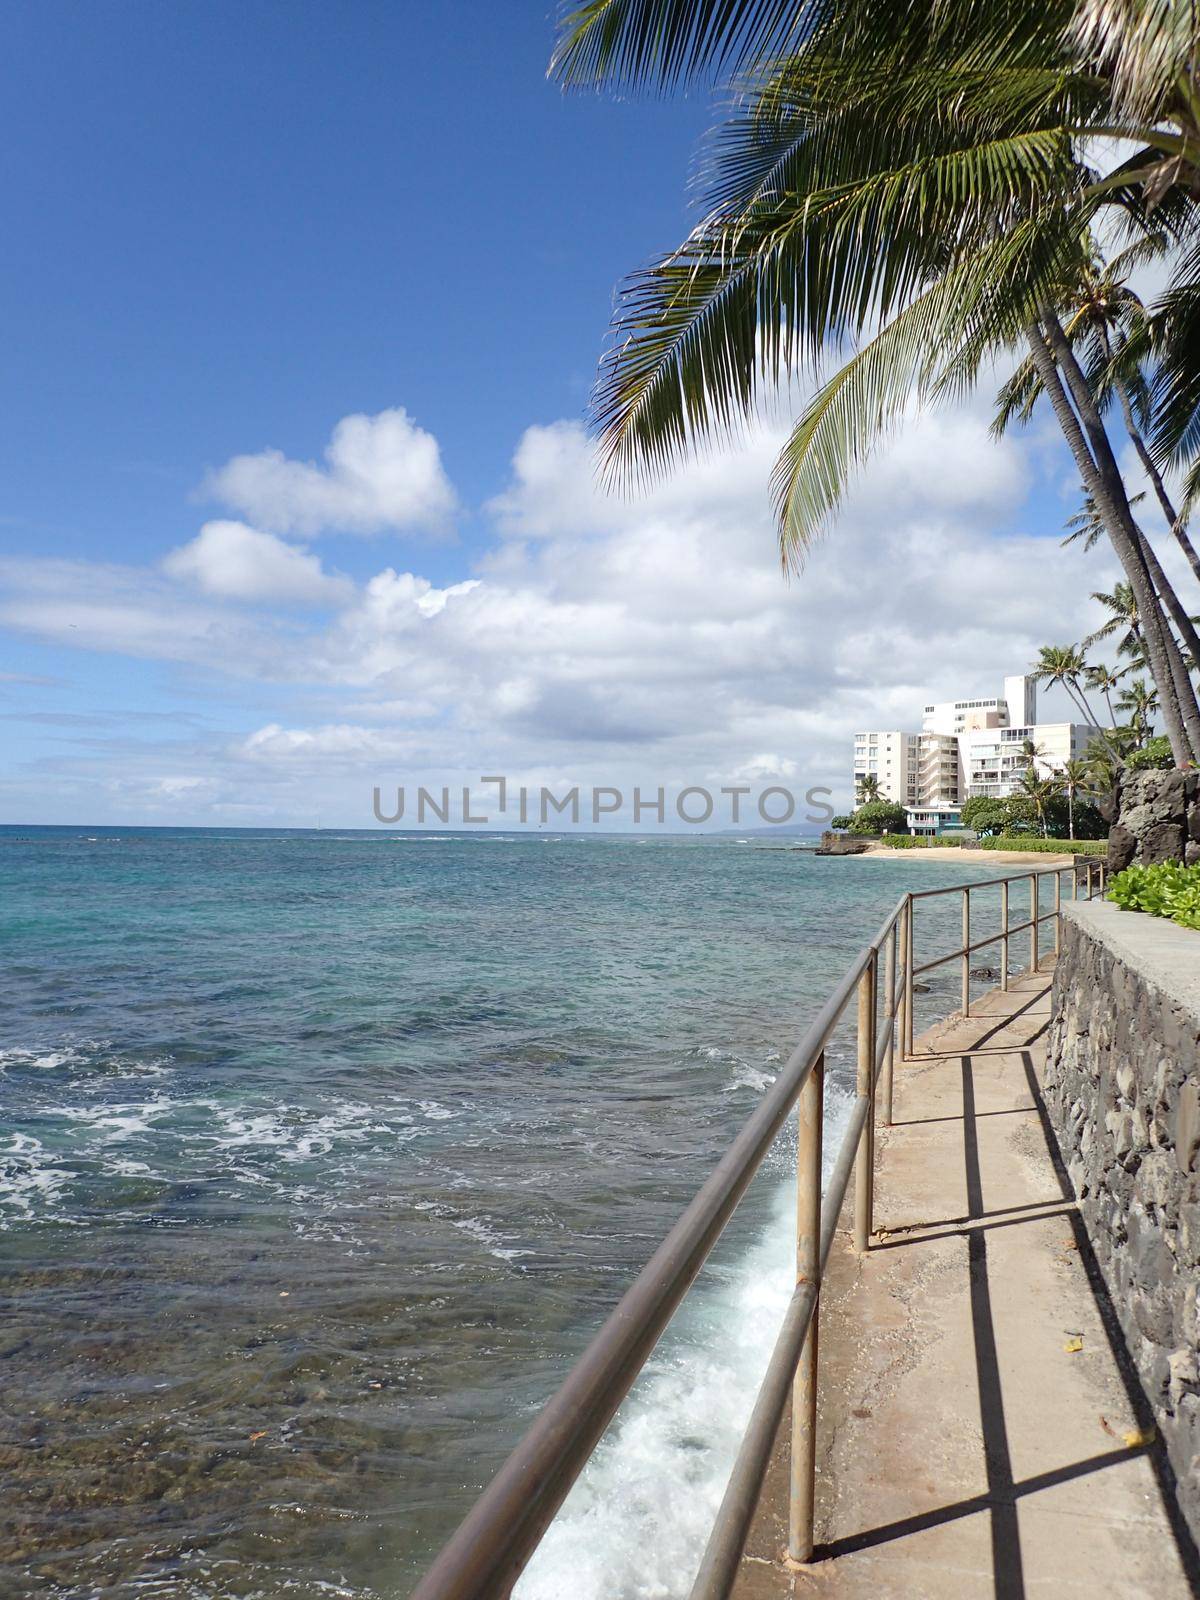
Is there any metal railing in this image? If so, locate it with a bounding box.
[411,855,1108,1600]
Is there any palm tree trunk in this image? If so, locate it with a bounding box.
[1132,520,1200,672]
[1068,784,1075,840]
[1065,679,1103,730]
[1027,317,1197,764]
[1113,376,1200,586]
[1043,315,1200,755]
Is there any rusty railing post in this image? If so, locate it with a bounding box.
[961,886,970,1017]
[854,955,876,1253]
[903,896,914,1060]
[883,917,897,1127]
[788,1050,823,1563]
[1000,877,1009,991]
[1054,870,1062,956]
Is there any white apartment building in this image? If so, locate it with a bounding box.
[964,721,1092,799]
[852,730,921,806]
[850,674,1091,831]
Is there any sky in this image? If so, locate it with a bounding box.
[0,1,1157,829]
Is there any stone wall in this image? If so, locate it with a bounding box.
[1108,767,1200,872]
[816,831,873,855]
[1047,899,1200,1534]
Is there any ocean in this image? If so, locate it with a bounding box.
[0,827,1002,1599]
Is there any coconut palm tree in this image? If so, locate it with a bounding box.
[1083,726,1138,795]
[1116,677,1159,744]
[1084,661,1122,726]
[1031,644,1102,729]
[552,0,1200,763]
[1086,582,1145,671]
[1057,756,1092,840]
[1018,736,1048,772]
[855,772,883,805]
[997,240,1200,590]
[1063,489,1145,553]
[1014,766,1063,837]
[994,242,1200,681]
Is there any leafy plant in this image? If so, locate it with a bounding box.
[847,800,909,836]
[1108,862,1200,931]
[1124,736,1175,772]
[960,796,1009,836]
[979,836,1107,855]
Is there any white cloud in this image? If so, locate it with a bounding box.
[0,396,1122,825]
[204,408,456,537]
[163,521,352,605]
[238,722,418,762]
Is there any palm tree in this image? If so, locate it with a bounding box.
[1014,766,1062,838]
[855,773,883,805]
[552,0,1200,763]
[1063,489,1145,554]
[995,243,1200,678]
[1083,662,1122,727]
[1031,644,1102,729]
[998,240,1200,591]
[1057,757,1092,841]
[1086,582,1145,672]
[1018,736,1047,772]
[1116,678,1159,745]
[1083,727,1134,796]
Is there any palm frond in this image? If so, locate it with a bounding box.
[594,110,1085,479]
[550,0,813,90]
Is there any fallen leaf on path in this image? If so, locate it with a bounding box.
[1064,1337,1084,1353]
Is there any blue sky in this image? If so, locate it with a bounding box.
[0,3,1130,826]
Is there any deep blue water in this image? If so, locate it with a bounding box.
[0,827,1003,1599]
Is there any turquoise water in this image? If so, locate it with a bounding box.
[0,828,1004,1599]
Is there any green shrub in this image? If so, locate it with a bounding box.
[1108,861,1200,930]
[830,814,854,830]
[958,792,1107,840]
[1123,737,1175,772]
[977,836,1108,855]
[872,834,965,848]
[847,800,909,836]
[960,797,1009,836]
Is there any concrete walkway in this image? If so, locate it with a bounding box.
[735,968,1199,1600]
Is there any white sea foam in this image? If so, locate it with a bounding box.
[412,1198,533,1263]
[0,1132,70,1225]
[0,1045,85,1073]
[515,1087,853,1600]
[723,1062,777,1095]
[57,1093,175,1140]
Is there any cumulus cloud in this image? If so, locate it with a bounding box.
[203,408,456,536]
[163,521,352,605]
[0,397,1119,824]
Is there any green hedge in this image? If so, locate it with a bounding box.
[977,835,1108,855]
[871,834,969,848]
[1109,862,1200,930]
[875,834,1107,854]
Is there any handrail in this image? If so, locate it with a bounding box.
[411,853,1106,1600]
[409,933,885,1600]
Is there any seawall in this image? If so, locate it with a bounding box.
[1046,898,1200,1539]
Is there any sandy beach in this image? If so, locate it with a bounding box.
[858,844,1077,865]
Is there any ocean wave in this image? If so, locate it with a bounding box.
[0,1132,71,1226]
[411,1198,533,1264]
[515,1085,853,1600]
